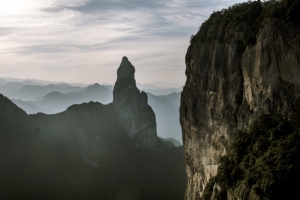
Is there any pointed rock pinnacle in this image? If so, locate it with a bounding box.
[117,56,135,80]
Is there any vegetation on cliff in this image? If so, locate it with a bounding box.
[204,113,300,199]
[190,0,300,45]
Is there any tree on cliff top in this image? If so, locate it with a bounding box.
[190,0,300,45]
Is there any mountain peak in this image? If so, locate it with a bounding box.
[87,83,101,89]
[117,56,135,80]
[93,83,100,86]
[113,57,159,148]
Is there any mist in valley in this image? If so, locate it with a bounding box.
[0,77,183,144]
[0,57,186,199]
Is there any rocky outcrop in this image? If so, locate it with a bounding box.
[113,57,160,148]
[180,17,300,199]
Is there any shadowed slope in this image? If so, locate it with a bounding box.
[0,94,186,199]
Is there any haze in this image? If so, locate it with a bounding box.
[0,0,243,87]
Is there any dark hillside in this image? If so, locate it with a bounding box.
[0,95,186,199]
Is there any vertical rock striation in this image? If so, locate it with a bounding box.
[113,57,160,148]
[180,18,300,199]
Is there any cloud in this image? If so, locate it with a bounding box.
[46,0,165,12]
[0,0,244,86]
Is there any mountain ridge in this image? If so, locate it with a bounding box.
[0,59,187,199]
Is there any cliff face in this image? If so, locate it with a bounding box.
[180,18,300,199]
[113,57,159,148]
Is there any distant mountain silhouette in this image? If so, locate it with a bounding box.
[8,85,182,143]
[148,92,182,143]
[142,88,182,96]
[102,83,182,96]
[0,77,89,87]
[149,81,183,88]
[136,83,182,95]
[0,78,182,143]
[0,82,28,96]
[11,84,113,114]
[0,94,186,199]
[35,91,84,113]
[136,82,163,89]
[0,79,9,85]
[0,80,43,96]
[77,83,112,104]
[10,84,84,101]
[11,99,51,114]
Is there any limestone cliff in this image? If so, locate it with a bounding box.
[113,57,160,148]
[180,1,300,199]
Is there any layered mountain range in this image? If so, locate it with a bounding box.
[0,57,186,199]
[0,75,182,143]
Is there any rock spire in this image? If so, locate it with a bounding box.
[113,57,159,148]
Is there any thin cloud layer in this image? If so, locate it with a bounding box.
[0,0,243,87]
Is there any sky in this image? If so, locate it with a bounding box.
[0,0,244,87]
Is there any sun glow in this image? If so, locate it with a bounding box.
[0,0,47,15]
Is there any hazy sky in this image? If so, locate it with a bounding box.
[0,0,244,87]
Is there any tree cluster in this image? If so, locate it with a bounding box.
[190,0,300,45]
[204,113,300,199]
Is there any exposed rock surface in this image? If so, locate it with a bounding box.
[113,57,160,148]
[180,18,300,199]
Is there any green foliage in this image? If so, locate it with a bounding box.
[214,114,300,199]
[191,0,300,45]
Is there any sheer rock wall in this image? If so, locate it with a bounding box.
[180,19,300,199]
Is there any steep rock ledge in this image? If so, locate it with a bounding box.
[180,18,300,199]
[113,57,160,148]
